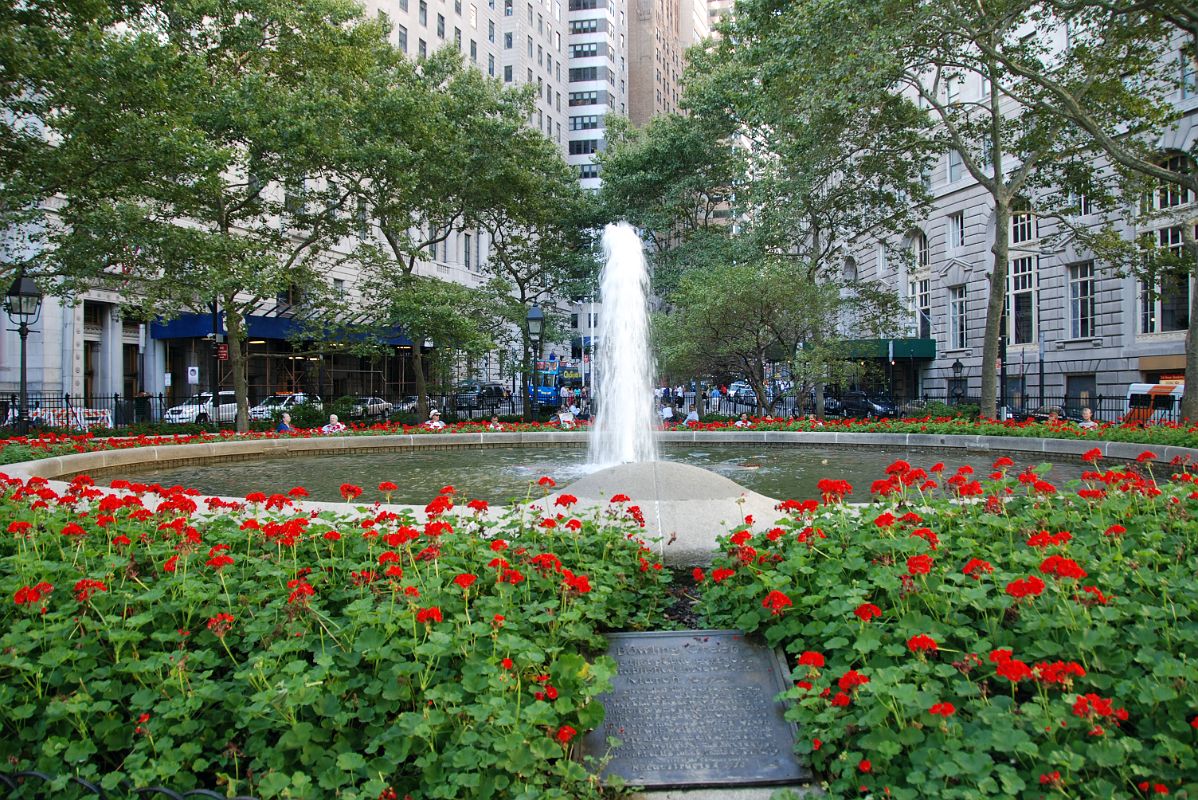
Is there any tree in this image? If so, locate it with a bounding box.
[959,0,1198,417]
[341,46,535,419]
[475,130,597,420]
[598,113,739,294]
[25,0,389,431]
[657,256,903,415]
[724,0,1100,418]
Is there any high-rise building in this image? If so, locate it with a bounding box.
[627,0,708,127]
[564,0,630,189]
[706,0,732,32]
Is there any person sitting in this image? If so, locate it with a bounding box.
[734,412,752,428]
[277,412,296,433]
[487,414,504,431]
[424,410,446,430]
[556,406,576,429]
[684,404,700,425]
[1078,407,1098,430]
[660,402,675,427]
[1045,407,1062,424]
[321,413,347,433]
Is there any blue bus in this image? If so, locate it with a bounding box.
[529,360,583,408]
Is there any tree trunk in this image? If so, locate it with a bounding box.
[980,198,1010,420]
[225,297,250,433]
[412,346,429,421]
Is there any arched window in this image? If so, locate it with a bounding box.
[842,257,858,282]
[908,230,929,270]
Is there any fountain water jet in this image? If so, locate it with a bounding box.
[587,223,658,466]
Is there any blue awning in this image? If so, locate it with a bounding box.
[150,312,412,346]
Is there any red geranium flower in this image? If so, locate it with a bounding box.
[962,558,993,578]
[762,590,793,615]
[711,567,736,583]
[854,603,882,622]
[907,634,938,653]
[537,476,557,488]
[1081,448,1102,463]
[929,701,956,717]
[378,481,398,493]
[339,483,364,501]
[907,554,933,575]
[858,759,872,773]
[207,612,235,638]
[1006,575,1046,599]
[797,651,825,667]
[553,493,579,507]
[553,724,577,744]
[610,493,630,503]
[415,606,443,625]
[873,512,896,528]
[453,574,478,590]
[1136,450,1157,463]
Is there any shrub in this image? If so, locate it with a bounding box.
[0,473,668,799]
[697,455,1198,798]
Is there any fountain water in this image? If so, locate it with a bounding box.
[587,223,658,466]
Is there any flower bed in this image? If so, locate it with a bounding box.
[4,415,1198,469]
[696,453,1198,798]
[0,473,668,799]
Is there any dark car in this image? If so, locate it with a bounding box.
[454,382,509,410]
[807,391,842,416]
[840,391,898,418]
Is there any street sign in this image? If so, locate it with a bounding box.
[215,344,229,361]
[186,366,200,385]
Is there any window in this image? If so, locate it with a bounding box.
[571,18,600,33]
[455,27,461,47]
[488,19,495,41]
[948,211,964,250]
[505,0,512,14]
[537,44,542,66]
[504,64,513,81]
[504,31,512,48]
[355,197,369,240]
[455,0,462,12]
[908,278,931,338]
[570,66,600,82]
[436,13,445,37]
[568,0,602,9]
[399,0,408,9]
[488,54,495,76]
[949,286,968,349]
[469,38,476,60]
[1141,226,1192,333]
[909,230,929,269]
[397,24,408,52]
[333,278,345,296]
[1182,49,1197,98]
[1007,256,1036,344]
[568,139,599,155]
[418,38,427,58]
[570,42,599,58]
[569,114,600,130]
[464,233,472,269]
[1069,261,1095,339]
[578,163,600,179]
[419,0,427,24]
[1152,155,1193,210]
[527,35,533,57]
[947,149,963,182]
[1011,204,1036,244]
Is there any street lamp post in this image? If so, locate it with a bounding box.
[4,271,44,436]
[526,306,544,418]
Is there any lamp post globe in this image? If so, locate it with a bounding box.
[3,271,44,436]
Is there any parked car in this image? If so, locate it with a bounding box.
[807,391,842,416]
[248,392,322,421]
[396,395,422,413]
[455,382,509,410]
[728,381,757,404]
[840,391,898,419]
[164,391,238,424]
[350,396,393,419]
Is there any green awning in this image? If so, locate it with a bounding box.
[840,338,936,360]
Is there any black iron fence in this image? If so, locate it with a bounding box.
[0,770,255,800]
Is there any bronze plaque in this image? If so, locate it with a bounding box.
[581,630,808,788]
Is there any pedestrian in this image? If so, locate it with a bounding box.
[734,412,752,428]
[424,410,446,430]
[684,404,700,425]
[557,405,576,429]
[660,402,675,426]
[321,414,346,433]
[277,412,296,433]
[1078,407,1098,430]
[487,414,504,431]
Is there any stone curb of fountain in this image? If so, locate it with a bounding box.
[4,430,1184,486]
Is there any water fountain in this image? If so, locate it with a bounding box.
[587,222,659,466]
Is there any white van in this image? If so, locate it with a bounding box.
[1124,383,1184,425]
